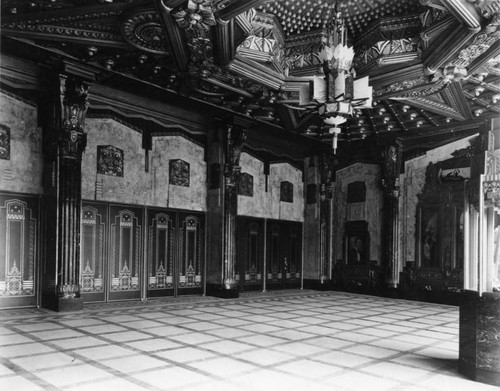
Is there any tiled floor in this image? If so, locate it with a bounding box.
[0,290,498,391]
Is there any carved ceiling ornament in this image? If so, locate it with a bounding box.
[171,0,216,35]
[122,10,169,54]
[445,32,500,69]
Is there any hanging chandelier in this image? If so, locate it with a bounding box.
[313,8,372,153]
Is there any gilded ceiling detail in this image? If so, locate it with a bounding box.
[1,0,500,150]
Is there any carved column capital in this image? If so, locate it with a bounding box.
[58,75,89,159]
[319,152,336,199]
[59,129,87,160]
[61,75,89,133]
[381,145,402,198]
[224,122,247,184]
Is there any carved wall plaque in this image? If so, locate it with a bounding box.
[0,124,10,160]
[97,145,124,177]
[280,181,293,203]
[238,172,253,197]
[169,159,190,187]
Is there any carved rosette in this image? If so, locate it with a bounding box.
[122,10,169,54]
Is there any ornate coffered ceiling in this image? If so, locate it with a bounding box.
[1,0,500,162]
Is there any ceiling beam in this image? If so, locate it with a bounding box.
[212,19,236,66]
[153,0,190,72]
[468,41,500,75]
[442,81,474,119]
[440,0,483,30]
[423,21,478,73]
[420,15,456,51]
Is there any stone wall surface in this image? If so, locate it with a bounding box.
[269,162,304,222]
[237,153,304,222]
[82,118,149,205]
[82,119,207,211]
[0,93,42,194]
[237,153,271,218]
[152,136,206,211]
[334,163,382,263]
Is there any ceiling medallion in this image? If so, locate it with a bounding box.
[121,10,169,55]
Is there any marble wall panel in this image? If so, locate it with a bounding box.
[0,93,42,194]
[82,118,149,205]
[269,162,304,222]
[151,136,206,211]
[401,136,476,264]
[237,153,271,218]
[237,154,304,222]
[334,163,382,263]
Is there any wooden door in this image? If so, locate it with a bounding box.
[108,205,143,301]
[146,209,204,297]
[236,217,264,291]
[0,193,40,308]
[266,220,302,290]
[176,212,204,295]
[80,202,107,302]
[146,208,177,297]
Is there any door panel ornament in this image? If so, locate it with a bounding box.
[110,210,141,291]
[178,216,202,288]
[80,207,105,293]
[148,213,174,289]
[0,200,36,297]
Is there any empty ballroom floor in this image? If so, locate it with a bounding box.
[0,290,498,391]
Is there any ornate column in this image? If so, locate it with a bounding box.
[222,122,246,293]
[318,152,336,284]
[381,145,402,291]
[42,74,89,311]
[205,118,246,298]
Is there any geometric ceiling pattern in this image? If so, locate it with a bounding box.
[1,0,500,162]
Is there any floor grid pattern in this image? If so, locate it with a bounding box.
[0,290,497,391]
